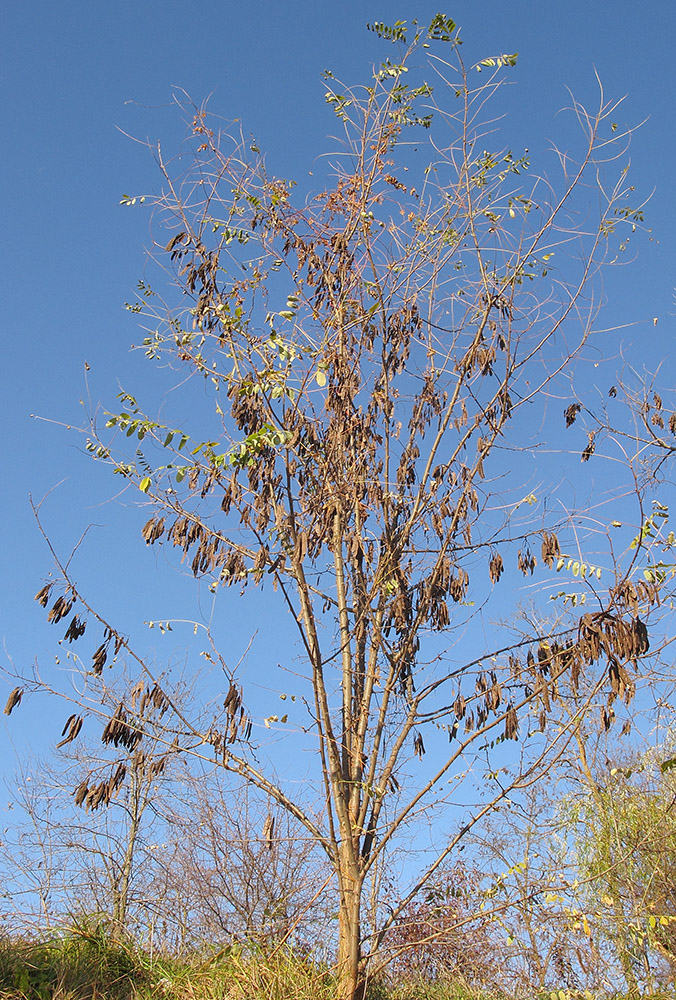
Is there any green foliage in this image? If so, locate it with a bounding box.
[366,20,408,43]
[630,501,669,549]
[473,53,518,72]
[426,14,457,42]
[569,747,676,987]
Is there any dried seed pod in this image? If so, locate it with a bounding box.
[632,617,649,656]
[102,703,143,751]
[3,687,23,716]
[262,812,275,851]
[150,757,167,779]
[74,780,89,807]
[487,678,501,712]
[448,568,469,603]
[35,584,53,607]
[535,673,551,713]
[92,642,108,675]
[64,615,86,643]
[141,516,166,545]
[56,714,83,749]
[564,403,581,427]
[540,532,561,569]
[489,552,503,583]
[517,547,536,576]
[151,684,169,715]
[581,432,596,462]
[47,594,75,624]
[504,704,519,740]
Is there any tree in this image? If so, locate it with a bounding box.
[470,777,608,997]
[379,861,497,992]
[161,771,333,953]
[0,673,181,942]
[565,734,676,992]
[27,16,665,999]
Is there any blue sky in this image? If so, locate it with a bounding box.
[2,1,676,787]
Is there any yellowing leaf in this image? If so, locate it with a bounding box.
[316,370,327,387]
[139,477,151,493]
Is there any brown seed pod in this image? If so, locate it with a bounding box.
[540,532,561,568]
[489,552,503,583]
[34,584,53,607]
[504,704,519,740]
[56,714,84,749]
[3,687,23,716]
[564,403,581,427]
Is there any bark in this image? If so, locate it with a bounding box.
[336,851,365,1000]
[111,758,144,938]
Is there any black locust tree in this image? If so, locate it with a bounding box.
[27,16,663,999]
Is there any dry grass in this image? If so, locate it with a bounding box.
[0,923,339,1000]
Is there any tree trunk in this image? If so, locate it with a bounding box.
[336,853,365,1000]
[111,758,144,939]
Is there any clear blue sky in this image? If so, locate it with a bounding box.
[2,1,675,773]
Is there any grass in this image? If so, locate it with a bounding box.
[0,921,138,999]
[2,924,674,1000]
[0,922,340,1000]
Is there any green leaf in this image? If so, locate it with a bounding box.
[139,477,151,493]
[475,52,518,72]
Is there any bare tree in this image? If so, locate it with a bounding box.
[25,16,668,999]
[161,771,332,953]
[379,862,497,991]
[0,674,181,942]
